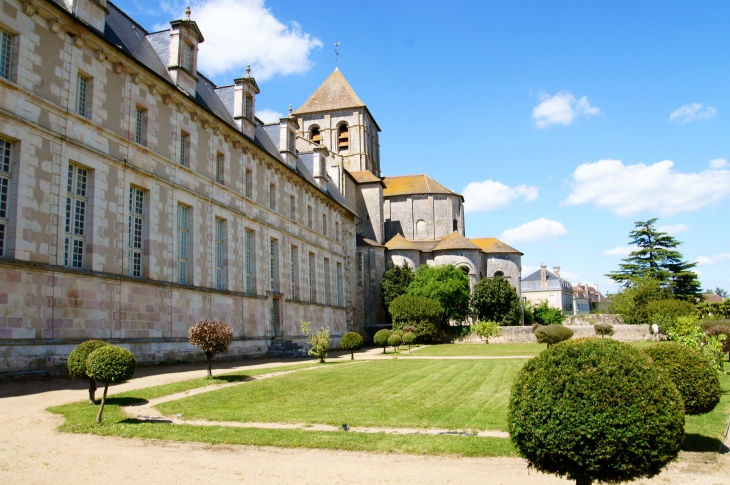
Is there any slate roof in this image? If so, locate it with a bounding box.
[382,174,463,199]
[523,269,560,283]
[43,1,356,215]
[294,69,366,115]
[384,234,419,251]
[470,237,523,255]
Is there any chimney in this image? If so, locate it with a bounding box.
[553,266,560,277]
[312,145,329,189]
[540,262,547,289]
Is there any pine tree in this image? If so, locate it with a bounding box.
[606,219,701,299]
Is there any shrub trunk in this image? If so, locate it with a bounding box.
[88,378,97,405]
[95,384,109,425]
[205,352,213,377]
[576,478,592,485]
[350,349,354,360]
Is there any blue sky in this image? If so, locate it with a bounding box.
[116,0,730,294]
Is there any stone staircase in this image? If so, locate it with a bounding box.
[267,339,307,358]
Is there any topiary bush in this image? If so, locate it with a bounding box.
[706,325,730,359]
[534,325,574,348]
[644,343,721,415]
[391,330,404,338]
[188,319,234,376]
[389,295,443,341]
[373,329,392,354]
[86,346,137,425]
[387,333,402,357]
[402,331,416,351]
[509,338,684,485]
[340,331,364,360]
[67,340,110,404]
[593,323,614,338]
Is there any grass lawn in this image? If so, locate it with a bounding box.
[157,359,525,431]
[410,340,659,357]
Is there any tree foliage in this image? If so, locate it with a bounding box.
[664,316,727,371]
[599,276,671,325]
[534,325,573,348]
[606,218,701,299]
[302,321,330,363]
[593,324,614,338]
[86,346,137,424]
[472,277,522,326]
[67,340,110,405]
[472,320,503,343]
[188,319,235,377]
[509,338,684,485]
[373,329,392,353]
[340,332,363,360]
[527,301,565,325]
[389,295,443,341]
[382,261,414,314]
[407,264,471,324]
[402,331,416,351]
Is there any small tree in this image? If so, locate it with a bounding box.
[534,325,573,348]
[86,346,137,425]
[67,340,110,404]
[382,261,414,314]
[188,319,234,377]
[509,338,684,485]
[302,321,330,363]
[593,323,614,338]
[531,301,565,325]
[402,332,416,352]
[388,333,402,357]
[472,277,522,326]
[340,331,364,360]
[472,320,503,343]
[407,264,471,324]
[389,295,443,341]
[373,329,392,354]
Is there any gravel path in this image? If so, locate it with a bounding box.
[1,357,728,485]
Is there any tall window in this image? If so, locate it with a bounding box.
[128,187,144,277]
[65,165,88,268]
[215,218,226,290]
[336,262,343,306]
[0,138,12,256]
[270,238,279,292]
[335,221,340,242]
[177,204,190,284]
[307,205,313,229]
[245,94,253,120]
[245,228,254,294]
[215,152,224,184]
[77,73,91,118]
[245,169,253,198]
[179,131,189,167]
[135,107,147,146]
[290,245,298,300]
[0,29,13,80]
[308,252,315,302]
[289,195,296,220]
[322,213,327,236]
[288,130,295,152]
[337,123,349,152]
[269,183,276,210]
[357,253,364,286]
[183,41,194,71]
[310,126,320,144]
[323,257,330,305]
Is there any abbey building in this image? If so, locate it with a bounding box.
[0,0,520,373]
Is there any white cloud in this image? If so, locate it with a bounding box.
[521,265,540,277]
[256,108,284,124]
[657,223,689,235]
[694,254,730,266]
[532,91,600,129]
[562,159,730,216]
[161,0,322,81]
[710,158,728,169]
[500,218,567,245]
[603,245,635,256]
[669,103,717,124]
[462,180,538,213]
[560,270,580,281]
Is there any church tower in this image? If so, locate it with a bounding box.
[293,69,381,176]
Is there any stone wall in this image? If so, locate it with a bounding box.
[564,314,624,325]
[455,324,651,344]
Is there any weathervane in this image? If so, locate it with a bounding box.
[334,42,340,69]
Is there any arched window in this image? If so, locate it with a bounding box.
[337,123,349,152]
[453,219,458,232]
[310,125,320,144]
[460,266,470,276]
[415,219,427,239]
[493,270,504,278]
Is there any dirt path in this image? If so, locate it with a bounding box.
[1,357,728,485]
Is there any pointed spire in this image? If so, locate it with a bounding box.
[293,70,365,115]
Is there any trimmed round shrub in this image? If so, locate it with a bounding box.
[373,329,392,353]
[593,323,614,338]
[387,333,403,352]
[706,325,730,358]
[391,330,404,338]
[402,331,416,350]
[86,345,137,425]
[509,338,684,485]
[340,332,364,360]
[389,295,443,341]
[67,339,110,404]
[531,323,542,334]
[644,343,721,415]
[188,319,234,376]
[534,325,574,348]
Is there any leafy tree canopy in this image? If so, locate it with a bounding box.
[472,277,522,326]
[382,261,414,313]
[407,264,471,323]
[606,218,701,299]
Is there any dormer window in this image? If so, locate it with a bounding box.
[337,124,349,152]
[310,126,321,144]
[183,42,194,72]
[245,94,253,120]
[289,130,295,153]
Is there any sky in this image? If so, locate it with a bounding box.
[115,0,730,294]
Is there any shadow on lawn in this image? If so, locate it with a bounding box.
[211,374,254,383]
[682,433,725,453]
[104,397,148,407]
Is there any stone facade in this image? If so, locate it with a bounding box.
[0,0,356,373]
